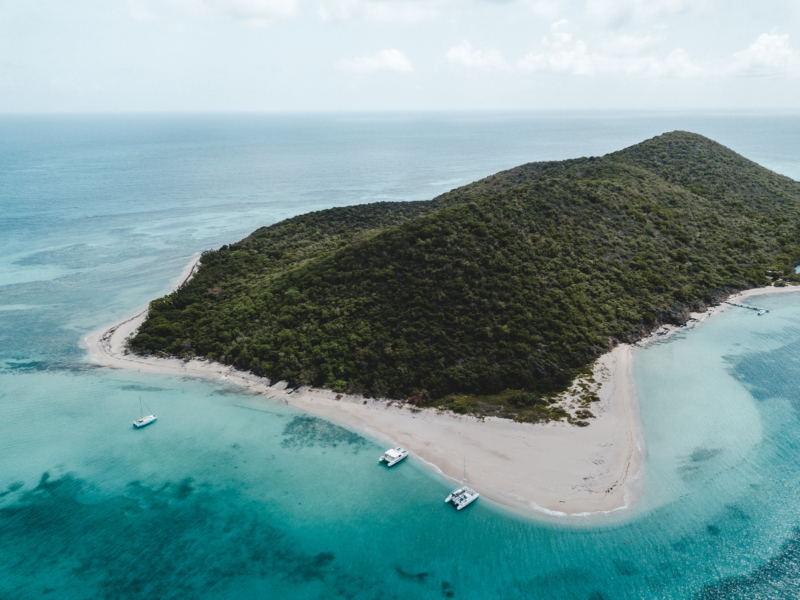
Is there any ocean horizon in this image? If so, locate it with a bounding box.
[3,112,800,598]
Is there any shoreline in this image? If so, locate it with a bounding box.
[84,255,203,364]
[87,262,800,518]
[83,255,643,518]
[85,331,643,517]
[635,284,800,348]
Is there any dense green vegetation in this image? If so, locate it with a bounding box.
[130,132,800,422]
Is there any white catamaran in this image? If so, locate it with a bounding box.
[379,447,409,467]
[445,458,479,510]
[133,397,157,428]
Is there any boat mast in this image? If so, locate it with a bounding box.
[463,457,467,485]
[138,396,155,417]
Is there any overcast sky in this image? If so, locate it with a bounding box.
[1,0,799,112]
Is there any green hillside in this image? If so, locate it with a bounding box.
[130,132,800,422]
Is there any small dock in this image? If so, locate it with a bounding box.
[723,301,769,315]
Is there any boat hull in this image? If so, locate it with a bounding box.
[380,455,407,467]
[379,447,408,467]
[445,486,479,510]
[456,494,479,510]
[133,415,157,428]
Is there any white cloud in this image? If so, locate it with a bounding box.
[517,20,595,75]
[651,48,703,77]
[521,0,564,19]
[128,0,160,21]
[446,41,508,70]
[317,0,440,22]
[448,21,707,78]
[317,0,537,23]
[336,49,414,73]
[520,32,800,80]
[164,0,299,26]
[586,0,697,27]
[600,31,663,57]
[728,33,800,77]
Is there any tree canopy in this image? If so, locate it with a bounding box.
[130,132,800,421]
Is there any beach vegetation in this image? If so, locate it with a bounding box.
[129,132,800,422]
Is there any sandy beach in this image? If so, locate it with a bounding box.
[82,255,800,518]
[83,255,646,518]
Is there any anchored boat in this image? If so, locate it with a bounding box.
[379,447,408,467]
[445,486,480,510]
[445,458,479,510]
[133,397,157,429]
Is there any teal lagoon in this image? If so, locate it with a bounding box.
[2,113,800,599]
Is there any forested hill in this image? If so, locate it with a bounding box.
[130,132,800,422]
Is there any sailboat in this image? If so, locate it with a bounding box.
[445,458,479,510]
[133,397,157,428]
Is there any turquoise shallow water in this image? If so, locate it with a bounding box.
[2,113,800,598]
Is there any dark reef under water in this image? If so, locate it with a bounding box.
[698,528,800,599]
[0,472,340,599]
[281,415,369,451]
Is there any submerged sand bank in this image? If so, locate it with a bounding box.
[83,257,647,517]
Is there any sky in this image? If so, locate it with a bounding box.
[1,0,799,112]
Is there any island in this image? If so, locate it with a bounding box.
[86,131,800,516]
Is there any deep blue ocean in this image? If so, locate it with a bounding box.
[2,112,800,599]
